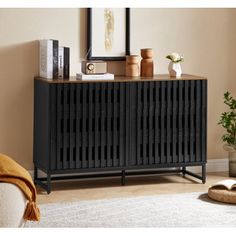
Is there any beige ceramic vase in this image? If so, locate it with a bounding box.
[229,151,236,177]
[223,144,236,177]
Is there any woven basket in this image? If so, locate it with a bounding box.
[208,187,236,204]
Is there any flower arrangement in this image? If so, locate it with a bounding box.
[166,52,184,63]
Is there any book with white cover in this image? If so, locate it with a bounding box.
[39,39,52,79]
[76,73,114,81]
[39,39,58,79]
[210,179,236,190]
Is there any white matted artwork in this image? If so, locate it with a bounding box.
[87,8,130,61]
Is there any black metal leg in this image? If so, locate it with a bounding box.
[121,170,126,186]
[47,173,51,194]
[181,164,206,184]
[202,164,206,184]
[34,165,206,193]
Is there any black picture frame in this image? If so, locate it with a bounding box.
[87,8,130,61]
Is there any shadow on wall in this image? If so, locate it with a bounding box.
[0,40,39,169]
[78,8,126,76]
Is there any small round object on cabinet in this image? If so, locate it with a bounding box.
[87,63,94,72]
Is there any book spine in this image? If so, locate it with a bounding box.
[47,40,53,79]
[58,47,64,79]
[39,40,46,78]
[52,40,59,79]
[63,47,70,79]
[39,39,53,79]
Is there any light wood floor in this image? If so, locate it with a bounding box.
[36,172,233,204]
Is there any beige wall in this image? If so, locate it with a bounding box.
[0,8,235,170]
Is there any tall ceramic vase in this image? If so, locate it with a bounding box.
[223,144,236,177]
[229,151,236,177]
[168,61,182,78]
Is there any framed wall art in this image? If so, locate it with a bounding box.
[87,8,130,61]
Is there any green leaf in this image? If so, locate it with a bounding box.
[218,91,236,147]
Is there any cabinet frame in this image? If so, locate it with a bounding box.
[34,75,207,194]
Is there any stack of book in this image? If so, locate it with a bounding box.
[76,60,114,81]
[39,39,70,79]
[76,73,114,81]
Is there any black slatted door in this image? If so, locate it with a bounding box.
[50,82,127,171]
[129,80,207,167]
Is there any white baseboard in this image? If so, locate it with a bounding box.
[29,158,228,178]
[188,158,228,173]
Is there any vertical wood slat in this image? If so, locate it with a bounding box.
[129,83,136,165]
[137,83,142,165]
[148,82,154,165]
[195,81,201,162]
[201,80,207,162]
[172,81,177,163]
[56,84,62,170]
[50,85,56,170]
[184,81,189,163]
[107,83,112,167]
[88,84,94,168]
[101,83,106,168]
[142,82,147,165]
[113,83,118,167]
[94,83,100,168]
[161,82,166,164]
[75,84,81,169]
[125,83,130,168]
[166,81,171,163]
[178,81,183,163]
[62,84,69,169]
[82,83,87,168]
[69,84,75,169]
[154,82,160,164]
[190,81,195,162]
[119,83,125,167]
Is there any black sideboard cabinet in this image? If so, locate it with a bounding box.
[34,74,207,193]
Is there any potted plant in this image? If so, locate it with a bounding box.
[218,91,236,177]
[166,52,184,78]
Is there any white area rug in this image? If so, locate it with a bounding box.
[25,192,236,227]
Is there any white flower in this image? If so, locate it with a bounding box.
[171,53,180,61]
[166,52,184,63]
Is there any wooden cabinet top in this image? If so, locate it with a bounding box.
[35,74,207,84]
